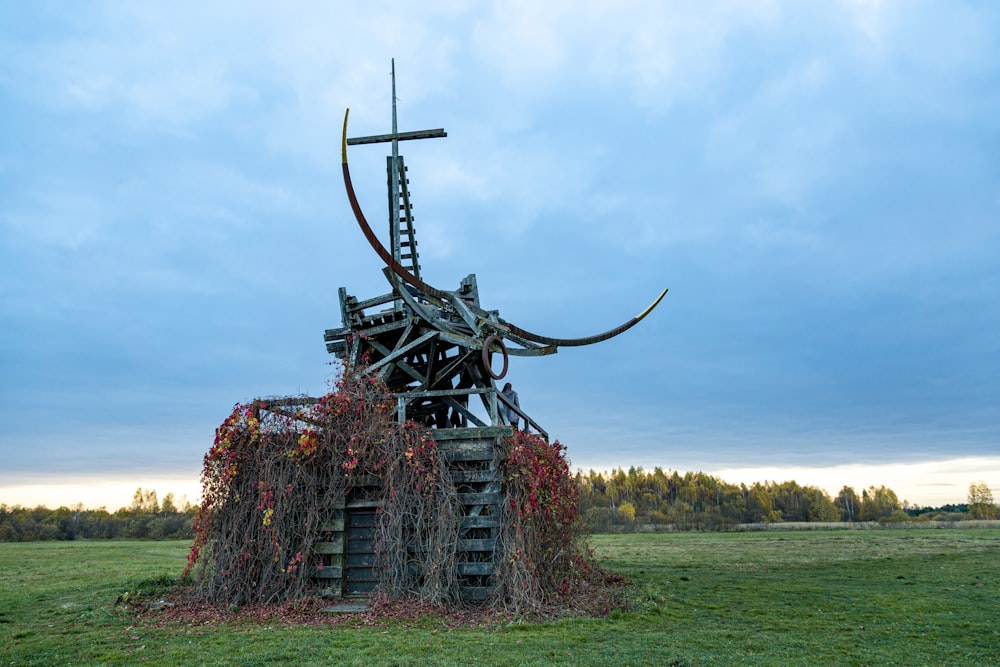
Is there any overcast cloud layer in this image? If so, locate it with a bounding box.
[2,2,998,504]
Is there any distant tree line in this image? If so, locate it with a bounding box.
[0,488,195,542]
[576,468,998,532]
[2,477,995,540]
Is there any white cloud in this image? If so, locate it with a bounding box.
[2,0,998,489]
[468,0,783,110]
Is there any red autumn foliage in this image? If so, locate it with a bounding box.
[183,368,620,616]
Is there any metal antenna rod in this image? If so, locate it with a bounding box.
[390,59,401,267]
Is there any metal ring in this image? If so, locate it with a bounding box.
[481,335,508,380]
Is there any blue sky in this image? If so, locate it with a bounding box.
[2,1,998,509]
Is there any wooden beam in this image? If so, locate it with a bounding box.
[361,330,438,377]
[431,425,511,441]
[346,129,446,145]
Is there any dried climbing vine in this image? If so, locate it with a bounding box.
[185,368,611,613]
[493,430,601,613]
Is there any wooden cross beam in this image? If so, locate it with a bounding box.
[344,59,446,289]
[346,128,446,146]
[344,61,446,147]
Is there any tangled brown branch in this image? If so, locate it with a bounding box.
[185,370,614,614]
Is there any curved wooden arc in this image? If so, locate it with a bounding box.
[341,108,667,348]
[498,287,668,347]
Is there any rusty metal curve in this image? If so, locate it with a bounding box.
[341,108,667,348]
[482,335,509,380]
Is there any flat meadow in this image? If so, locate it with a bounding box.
[1,529,997,665]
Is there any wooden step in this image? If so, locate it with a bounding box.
[460,516,500,530]
[318,517,345,532]
[458,492,500,506]
[313,539,343,555]
[458,538,496,552]
[438,443,496,463]
[345,499,383,509]
[431,426,511,442]
[322,602,369,614]
[450,470,499,484]
[314,565,343,579]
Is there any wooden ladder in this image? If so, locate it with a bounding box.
[313,478,383,600]
[389,156,421,279]
[312,427,509,604]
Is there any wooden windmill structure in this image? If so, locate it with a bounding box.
[326,61,666,437]
[307,62,667,602]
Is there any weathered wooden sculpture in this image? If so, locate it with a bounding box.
[190,63,667,607]
[306,63,666,602]
[325,63,667,439]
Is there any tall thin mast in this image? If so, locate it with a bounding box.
[344,60,447,300]
[389,59,401,267]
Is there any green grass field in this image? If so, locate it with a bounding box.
[1,530,997,665]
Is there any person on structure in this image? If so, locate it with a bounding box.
[501,382,520,430]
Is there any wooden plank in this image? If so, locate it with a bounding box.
[438,442,496,462]
[323,326,350,341]
[345,499,382,510]
[318,517,345,532]
[313,539,343,555]
[346,529,375,544]
[401,387,488,399]
[457,563,495,576]
[450,470,499,484]
[345,568,378,582]
[322,602,369,614]
[358,317,411,337]
[430,426,510,442]
[352,292,400,311]
[338,286,353,329]
[362,330,438,376]
[458,538,496,551]
[461,516,500,530]
[434,329,477,349]
[345,552,375,566]
[458,492,500,506]
[314,565,343,579]
[347,128,447,145]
